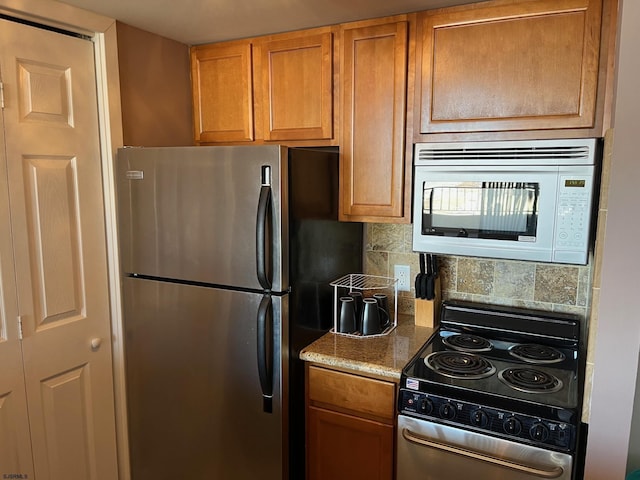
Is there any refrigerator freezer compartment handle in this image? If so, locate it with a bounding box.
[256,183,273,291]
[257,294,274,413]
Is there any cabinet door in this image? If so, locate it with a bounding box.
[417,0,603,134]
[340,20,409,221]
[191,41,255,142]
[307,406,394,480]
[259,30,334,141]
[1,19,118,479]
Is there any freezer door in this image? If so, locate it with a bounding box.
[117,146,287,291]
[122,277,287,480]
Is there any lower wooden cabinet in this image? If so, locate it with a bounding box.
[307,406,394,480]
[306,365,396,480]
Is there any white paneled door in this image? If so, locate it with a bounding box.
[0,66,35,478]
[0,18,118,480]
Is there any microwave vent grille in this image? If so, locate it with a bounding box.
[415,139,598,165]
[418,145,591,162]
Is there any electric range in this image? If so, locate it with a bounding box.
[398,300,583,453]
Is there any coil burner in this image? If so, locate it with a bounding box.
[425,351,496,380]
[498,367,563,394]
[442,333,493,353]
[509,344,566,364]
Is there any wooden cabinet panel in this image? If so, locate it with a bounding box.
[307,406,394,480]
[191,41,254,142]
[340,19,410,222]
[306,366,396,480]
[259,31,333,141]
[417,0,603,134]
[308,365,395,421]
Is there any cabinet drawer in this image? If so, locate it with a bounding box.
[307,366,395,420]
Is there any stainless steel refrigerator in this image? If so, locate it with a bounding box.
[115,145,363,480]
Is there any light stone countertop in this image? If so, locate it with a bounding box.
[299,316,437,381]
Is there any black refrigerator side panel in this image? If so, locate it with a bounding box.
[287,148,364,480]
[288,148,363,338]
[122,277,286,480]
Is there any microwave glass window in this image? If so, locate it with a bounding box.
[421,182,539,240]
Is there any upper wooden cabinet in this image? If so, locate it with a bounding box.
[415,0,604,136]
[339,16,413,223]
[190,27,336,145]
[257,30,334,141]
[191,40,255,143]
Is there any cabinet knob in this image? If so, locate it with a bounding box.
[90,338,102,350]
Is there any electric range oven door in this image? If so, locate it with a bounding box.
[397,415,573,480]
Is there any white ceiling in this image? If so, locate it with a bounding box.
[56,0,479,45]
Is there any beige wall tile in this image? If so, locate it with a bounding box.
[494,261,535,300]
[534,265,579,305]
[367,223,408,252]
[365,250,388,277]
[582,361,595,422]
[457,258,495,296]
[587,287,600,365]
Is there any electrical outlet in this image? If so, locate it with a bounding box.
[394,264,411,292]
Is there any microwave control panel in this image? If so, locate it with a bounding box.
[554,174,594,263]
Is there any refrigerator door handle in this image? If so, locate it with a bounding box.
[257,293,274,413]
[256,180,273,291]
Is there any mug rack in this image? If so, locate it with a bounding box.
[329,273,398,338]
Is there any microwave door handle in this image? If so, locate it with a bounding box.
[429,188,434,216]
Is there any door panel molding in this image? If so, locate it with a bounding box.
[22,155,86,328]
[17,59,73,126]
[40,364,94,480]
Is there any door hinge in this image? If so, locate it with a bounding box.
[0,81,4,109]
[17,316,23,340]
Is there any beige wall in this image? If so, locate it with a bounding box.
[116,21,194,147]
[584,0,640,477]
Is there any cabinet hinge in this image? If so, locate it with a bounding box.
[0,81,4,109]
[17,315,23,340]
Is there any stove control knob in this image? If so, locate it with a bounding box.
[439,402,456,420]
[470,409,489,428]
[419,397,433,415]
[530,423,550,442]
[503,416,522,435]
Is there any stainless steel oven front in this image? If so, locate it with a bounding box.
[397,415,573,480]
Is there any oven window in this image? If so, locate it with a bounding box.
[421,182,539,240]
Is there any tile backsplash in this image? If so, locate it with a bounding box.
[364,223,592,321]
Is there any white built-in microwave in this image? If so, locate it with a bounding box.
[412,138,601,264]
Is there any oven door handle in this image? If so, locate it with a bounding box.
[401,428,564,479]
